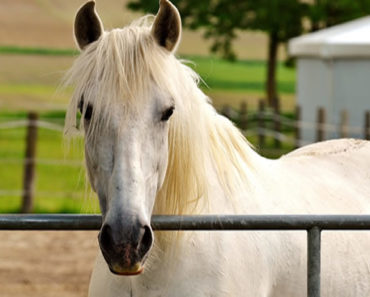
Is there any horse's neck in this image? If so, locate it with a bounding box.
[153,104,271,260]
[198,109,268,214]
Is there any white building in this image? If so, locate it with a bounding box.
[289,16,370,144]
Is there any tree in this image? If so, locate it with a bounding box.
[308,0,370,32]
[249,0,305,107]
[127,0,306,107]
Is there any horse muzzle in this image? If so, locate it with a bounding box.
[98,220,153,276]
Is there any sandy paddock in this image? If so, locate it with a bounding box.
[0,231,99,297]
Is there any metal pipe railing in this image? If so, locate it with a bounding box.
[1,214,370,297]
[1,214,370,230]
[307,227,321,297]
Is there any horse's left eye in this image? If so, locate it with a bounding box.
[161,106,174,122]
[84,104,93,121]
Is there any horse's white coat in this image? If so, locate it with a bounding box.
[87,139,370,297]
[64,1,370,296]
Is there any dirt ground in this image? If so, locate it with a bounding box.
[0,231,99,297]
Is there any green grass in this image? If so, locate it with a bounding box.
[186,55,295,94]
[0,47,296,95]
[0,46,78,56]
[0,84,56,94]
[0,109,296,214]
[0,46,296,111]
[0,111,100,213]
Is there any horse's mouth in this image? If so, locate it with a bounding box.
[109,262,144,276]
[98,219,154,277]
[100,242,150,277]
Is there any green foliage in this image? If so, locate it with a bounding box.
[127,0,304,105]
[249,0,305,42]
[308,0,370,31]
[127,0,305,60]
[127,0,370,104]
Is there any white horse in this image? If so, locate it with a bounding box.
[64,1,370,296]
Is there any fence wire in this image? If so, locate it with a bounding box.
[0,113,369,200]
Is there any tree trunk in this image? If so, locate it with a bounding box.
[266,31,279,108]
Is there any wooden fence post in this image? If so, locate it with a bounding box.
[221,104,232,119]
[274,101,281,148]
[365,111,370,140]
[316,107,326,142]
[21,112,38,213]
[339,110,349,138]
[239,101,248,130]
[295,105,301,148]
[258,99,265,148]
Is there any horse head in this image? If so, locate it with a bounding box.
[72,0,181,275]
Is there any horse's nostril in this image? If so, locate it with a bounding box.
[139,225,153,257]
[99,223,113,250]
[99,221,153,262]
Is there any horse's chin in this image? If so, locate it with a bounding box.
[109,263,144,276]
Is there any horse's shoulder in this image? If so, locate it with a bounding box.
[282,139,370,159]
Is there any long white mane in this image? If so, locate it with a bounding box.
[64,17,259,215]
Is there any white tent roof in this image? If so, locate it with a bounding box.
[289,16,370,58]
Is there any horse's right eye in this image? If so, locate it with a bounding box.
[78,97,93,121]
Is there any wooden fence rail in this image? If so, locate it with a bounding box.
[220,101,370,149]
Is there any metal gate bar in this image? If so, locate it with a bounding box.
[1,214,370,230]
[1,214,370,297]
[308,227,321,297]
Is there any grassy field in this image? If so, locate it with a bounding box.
[0,46,296,213]
[0,109,296,214]
[186,55,295,111]
[0,111,100,213]
[0,47,296,111]
[189,56,295,93]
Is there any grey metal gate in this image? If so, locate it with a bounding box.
[1,214,370,297]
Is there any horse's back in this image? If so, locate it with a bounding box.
[274,138,370,214]
[284,138,369,160]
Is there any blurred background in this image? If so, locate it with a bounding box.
[1,0,370,214]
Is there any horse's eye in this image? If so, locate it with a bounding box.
[84,104,93,121]
[161,106,174,122]
[78,95,92,120]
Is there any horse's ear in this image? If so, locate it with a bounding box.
[74,1,104,50]
[151,0,182,52]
